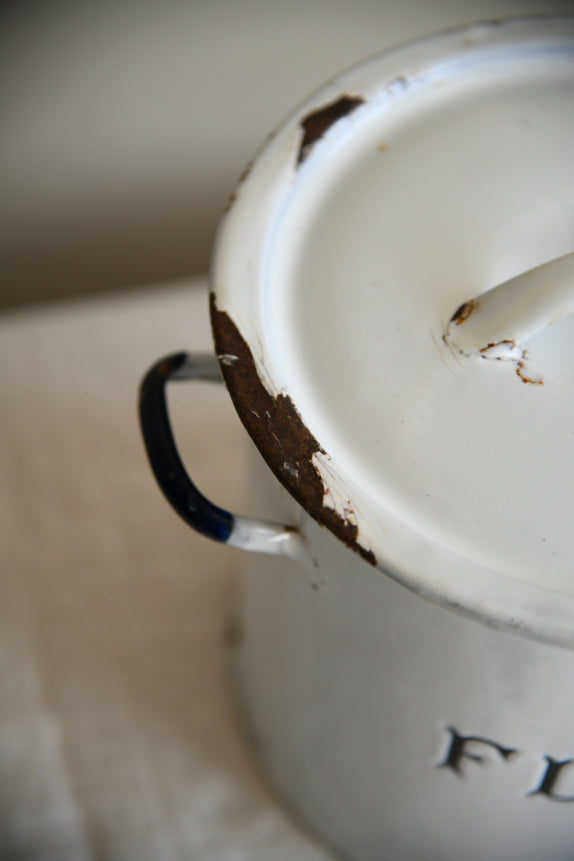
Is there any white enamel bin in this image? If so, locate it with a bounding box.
[140,17,574,860]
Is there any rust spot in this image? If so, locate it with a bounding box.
[210,293,376,565]
[450,299,476,326]
[223,192,237,214]
[477,340,543,384]
[223,159,255,214]
[237,160,254,185]
[298,95,364,166]
[516,360,544,385]
[479,339,516,354]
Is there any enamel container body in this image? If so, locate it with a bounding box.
[230,454,574,860]
[141,17,574,861]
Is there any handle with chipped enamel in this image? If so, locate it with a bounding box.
[138,352,300,556]
[445,251,574,359]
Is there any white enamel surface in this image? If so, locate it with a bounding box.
[213,18,574,643]
[230,446,574,860]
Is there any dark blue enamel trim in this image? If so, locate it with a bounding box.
[138,352,234,543]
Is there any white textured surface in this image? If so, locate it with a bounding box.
[0,279,333,860]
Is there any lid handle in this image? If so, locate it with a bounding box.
[444,251,574,361]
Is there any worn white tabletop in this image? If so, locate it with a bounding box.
[0,279,333,860]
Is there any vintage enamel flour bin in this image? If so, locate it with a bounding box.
[140,18,574,860]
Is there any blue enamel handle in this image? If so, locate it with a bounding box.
[138,352,299,555]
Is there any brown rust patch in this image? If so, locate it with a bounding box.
[210,293,376,565]
[450,298,476,326]
[298,95,364,166]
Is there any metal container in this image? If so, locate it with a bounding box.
[140,17,574,860]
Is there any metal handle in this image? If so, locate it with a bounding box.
[138,352,300,556]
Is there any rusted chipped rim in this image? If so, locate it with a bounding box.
[210,293,376,566]
[209,16,574,648]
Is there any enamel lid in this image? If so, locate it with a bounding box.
[211,17,574,646]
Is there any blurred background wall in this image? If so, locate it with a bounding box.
[2,0,572,309]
